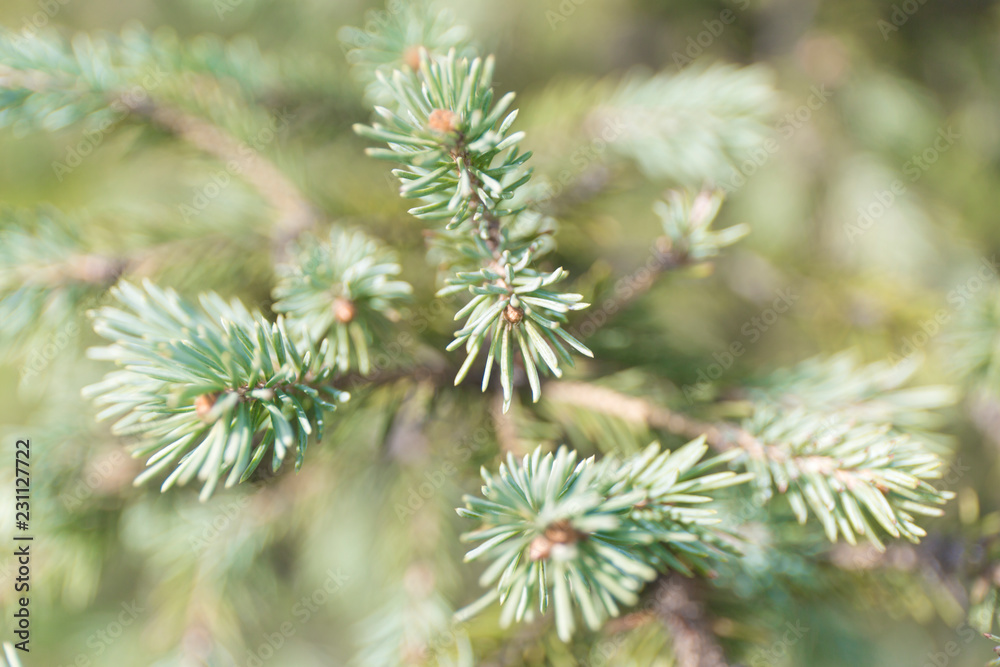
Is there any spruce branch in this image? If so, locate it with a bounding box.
[0,207,123,361]
[353,50,531,232]
[83,280,349,500]
[339,2,472,105]
[593,64,776,186]
[544,380,738,451]
[272,226,412,375]
[0,24,274,133]
[0,26,316,253]
[654,189,748,265]
[455,441,751,640]
[545,352,957,550]
[581,188,749,337]
[947,285,1000,399]
[751,351,958,436]
[351,44,593,411]
[739,406,952,549]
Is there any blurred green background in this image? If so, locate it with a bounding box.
[2,0,1000,665]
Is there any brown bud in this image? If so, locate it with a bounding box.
[427,108,458,134]
[332,297,356,323]
[503,304,524,324]
[403,45,424,70]
[194,392,219,420]
[529,535,552,561]
[544,519,580,545]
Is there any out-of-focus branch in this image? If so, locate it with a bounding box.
[491,391,522,454]
[124,99,317,258]
[654,574,730,667]
[591,236,688,331]
[17,253,125,287]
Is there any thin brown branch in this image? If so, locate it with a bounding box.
[16,235,240,291]
[125,99,317,258]
[544,380,741,452]
[544,381,888,493]
[594,236,689,328]
[653,574,731,667]
[17,253,125,287]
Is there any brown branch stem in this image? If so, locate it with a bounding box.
[124,99,317,259]
[543,380,743,452]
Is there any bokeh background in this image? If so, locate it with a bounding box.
[2,0,1000,665]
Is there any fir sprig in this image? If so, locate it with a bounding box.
[351,42,593,411]
[947,286,1000,396]
[456,439,751,640]
[272,226,412,375]
[738,353,957,549]
[84,280,348,500]
[442,253,591,411]
[0,207,120,362]
[338,2,471,105]
[739,406,952,549]
[598,64,776,186]
[0,24,274,134]
[354,49,532,231]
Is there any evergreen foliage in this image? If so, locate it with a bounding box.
[352,46,594,410]
[84,280,348,499]
[2,0,999,665]
[457,440,751,640]
[272,226,412,375]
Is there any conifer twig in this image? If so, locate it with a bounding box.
[584,189,747,336]
[544,380,741,451]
